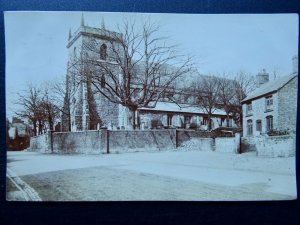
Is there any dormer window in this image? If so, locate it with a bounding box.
[265,95,273,111]
[100,44,107,60]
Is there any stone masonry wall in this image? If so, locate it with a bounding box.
[278,76,298,132]
[255,135,296,157]
[108,129,176,153]
[29,133,51,153]
[241,137,257,153]
[176,129,211,146]
[93,91,120,128]
[52,130,106,154]
[242,93,279,137]
[215,137,238,153]
[30,129,241,155]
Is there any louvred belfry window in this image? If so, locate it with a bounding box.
[100,44,107,60]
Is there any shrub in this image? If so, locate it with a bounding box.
[151,119,163,129]
[189,122,198,130]
[267,129,289,136]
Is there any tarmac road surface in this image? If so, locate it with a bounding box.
[6,151,297,201]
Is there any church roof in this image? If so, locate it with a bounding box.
[139,102,227,116]
[242,73,298,103]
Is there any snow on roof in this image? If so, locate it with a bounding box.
[242,73,298,103]
[139,102,227,116]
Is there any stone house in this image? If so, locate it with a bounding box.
[241,59,298,137]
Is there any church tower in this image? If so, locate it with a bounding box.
[64,14,125,131]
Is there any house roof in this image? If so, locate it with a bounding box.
[242,73,298,103]
[139,102,227,116]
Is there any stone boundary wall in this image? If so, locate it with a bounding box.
[178,133,239,153]
[241,137,257,153]
[255,135,296,157]
[52,130,106,154]
[29,133,51,153]
[30,129,176,154]
[30,129,241,155]
[176,130,211,147]
[179,138,215,151]
[215,137,238,153]
[108,129,176,153]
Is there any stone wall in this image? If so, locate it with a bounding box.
[176,129,211,147]
[52,130,106,154]
[30,129,242,155]
[29,133,51,153]
[179,138,215,151]
[177,130,239,153]
[108,129,176,153]
[241,137,257,153]
[30,129,176,154]
[278,76,298,132]
[255,135,296,157]
[215,137,238,153]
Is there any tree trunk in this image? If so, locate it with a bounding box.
[48,114,53,131]
[33,121,37,136]
[208,114,212,131]
[128,106,138,130]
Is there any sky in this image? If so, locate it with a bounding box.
[4,12,299,119]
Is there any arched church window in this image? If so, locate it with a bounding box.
[100,44,107,60]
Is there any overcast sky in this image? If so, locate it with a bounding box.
[4,12,298,119]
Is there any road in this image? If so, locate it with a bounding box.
[6,150,297,201]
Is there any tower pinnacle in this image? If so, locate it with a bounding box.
[101,17,105,30]
[81,13,85,27]
[68,28,72,40]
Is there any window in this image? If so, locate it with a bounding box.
[265,95,273,110]
[247,119,253,136]
[184,115,191,125]
[167,115,173,126]
[225,118,232,127]
[266,116,273,132]
[100,44,107,60]
[246,102,252,115]
[256,120,262,132]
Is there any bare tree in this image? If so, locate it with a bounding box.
[40,86,60,132]
[230,71,256,127]
[15,84,42,136]
[76,20,193,129]
[192,75,221,131]
[217,73,237,127]
[15,82,62,135]
[49,79,72,131]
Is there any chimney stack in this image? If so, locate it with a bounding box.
[256,69,269,87]
[292,55,298,74]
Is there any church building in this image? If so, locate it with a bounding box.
[62,16,236,131]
